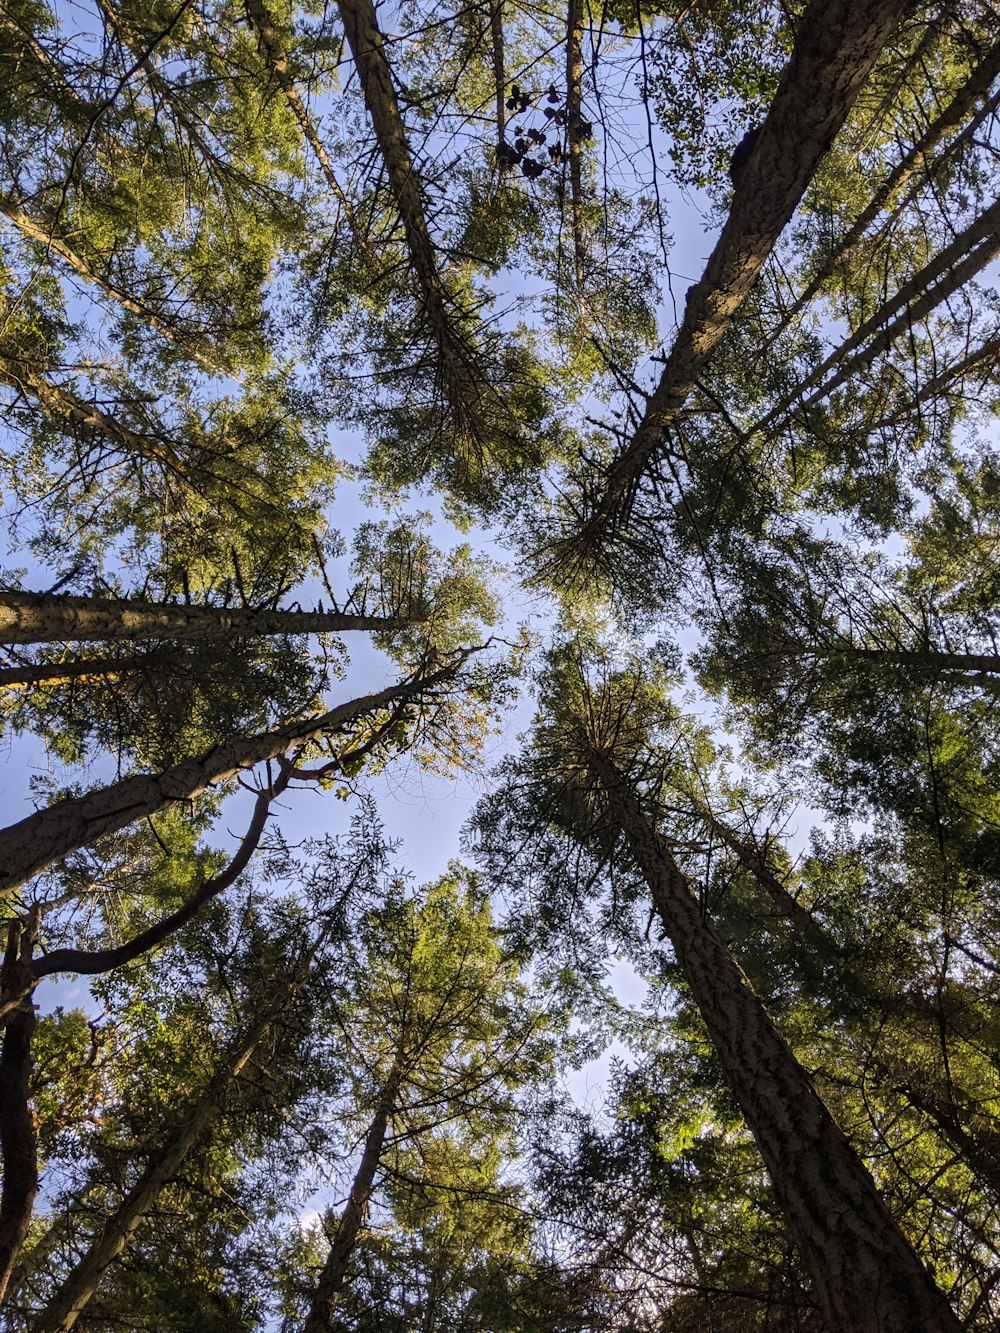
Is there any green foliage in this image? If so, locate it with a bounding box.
[3,0,1000,1325]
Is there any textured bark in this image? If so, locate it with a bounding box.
[589,752,962,1331]
[759,195,1000,426]
[335,0,485,430]
[302,1064,403,1332]
[29,1013,277,1332]
[489,0,505,150]
[690,802,1000,1197]
[0,921,38,1305]
[0,665,454,896]
[776,40,1000,335]
[565,0,585,291]
[565,0,909,552]
[0,590,417,646]
[811,644,1000,679]
[0,650,173,688]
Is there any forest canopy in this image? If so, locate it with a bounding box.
[1,0,999,1328]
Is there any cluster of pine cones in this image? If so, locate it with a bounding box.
[497,83,593,179]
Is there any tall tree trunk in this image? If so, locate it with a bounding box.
[0,356,184,473]
[489,0,505,152]
[28,1010,279,1330]
[0,590,417,646]
[587,751,962,1331]
[689,801,1000,1199]
[302,1062,403,1332]
[334,0,487,435]
[564,0,585,292]
[802,643,1000,681]
[558,0,909,560]
[0,665,455,896]
[0,650,175,689]
[874,330,1000,427]
[0,920,38,1304]
[242,0,366,246]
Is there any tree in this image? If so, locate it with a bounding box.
[4,0,1000,1324]
[474,647,963,1328]
[296,867,560,1331]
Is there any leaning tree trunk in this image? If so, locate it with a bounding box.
[563,0,909,556]
[0,665,455,896]
[0,196,224,374]
[27,1008,280,1331]
[758,194,1000,427]
[691,801,1000,1203]
[302,1061,404,1332]
[242,0,366,247]
[0,650,175,689]
[335,0,487,435]
[588,751,962,1331]
[564,0,586,292]
[0,357,184,473]
[0,590,416,646]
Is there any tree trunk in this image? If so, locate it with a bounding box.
[0,922,38,1304]
[565,0,585,291]
[242,0,365,244]
[0,665,455,896]
[589,751,962,1331]
[0,357,185,473]
[832,643,1000,679]
[874,330,1000,427]
[335,0,485,429]
[0,650,175,689]
[0,197,224,374]
[562,0,909,553]
[28,1013,276,1331]
[489,0,505,151]
[690,801,1000,1200]
[302,1063,403,1332]
[0,590,416,646]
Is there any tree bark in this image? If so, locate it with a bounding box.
[0,664,455,897]
[0,921,38,1305]
[588,751,962,1331]
[489,0,505,152]
[302,1063,403,1332]
[0,650,175,688]
[560,0,909,558]
[565,0,585,292]
[0,356,185,473]
[334,0,487,433]
[0,197,225,374]
[0,590,417,646]
[242,0,365,246]
[687,800,1000,1199]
